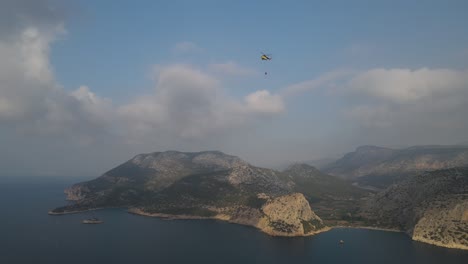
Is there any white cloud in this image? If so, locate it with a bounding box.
[71,85,113,122]
[0,25,59,122]
[0,21,111,140]
[208,61,257,76]
[345,105,393,128]
[119,65,284,140]
[0,1,285,175]
[244,90,284,114]
[7,0,467,176]
[340,68,468,145]
[348,68,468,102]
[343,67,468,128]
[172,41,202,54]
[280,69,352,97]
[278,67,468,147]
[0,19,284,148]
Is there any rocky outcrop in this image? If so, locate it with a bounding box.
[130,193,328,237]
[411,200,468,250]
[64,184,89,201]
[258,193,327,236]
[361,167,468,249]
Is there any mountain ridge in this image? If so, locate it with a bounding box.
[324,144,468,188]
[51,151,327,237]
[50,149,468,249]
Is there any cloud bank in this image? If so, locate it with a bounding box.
[0,2,285,175]
[120,64,284,139]
[1,0,467,175]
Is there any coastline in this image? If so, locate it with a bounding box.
[47,206,123,215]
[49,207,468,250]
[412,236,468,251]
[127,208,216,220]
[128,208,331,237]
[331,225,403,233]
[332,226,468,250]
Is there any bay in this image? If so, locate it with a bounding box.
[0,176,466,264]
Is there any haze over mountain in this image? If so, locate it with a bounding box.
[324,145,468,188]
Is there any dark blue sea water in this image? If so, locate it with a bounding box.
[0,176,467,264]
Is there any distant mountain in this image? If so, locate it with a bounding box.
[323,145,468,188]
[284,163,369,202]
[305,157,340,170]
[283,163,372,225]
[51,151,327,236]
[360,167,468,250]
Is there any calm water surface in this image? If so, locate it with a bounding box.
[0,176,467,264]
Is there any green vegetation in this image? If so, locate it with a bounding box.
[158,207,217,217]
[301,219,325,233]
[269,220,295,233]
[245,195,266,209]
[284,164,371,203]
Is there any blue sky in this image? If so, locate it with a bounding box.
[1,0,468,175]
[52,0,468,99]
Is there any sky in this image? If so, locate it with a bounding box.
[1,0,468,176]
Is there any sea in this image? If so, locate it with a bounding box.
[0,176,467,264]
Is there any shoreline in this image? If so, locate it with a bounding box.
[127,208,216,220]
[412,236,468,251]
[47,206,123,215]
[128,208,331,237]
[128,208,401,235]
[49,207,468,250]
[331,225,403,233]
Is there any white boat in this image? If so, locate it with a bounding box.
[82,218,103,224]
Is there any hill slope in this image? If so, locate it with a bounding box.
[51,151,327,236]
[360,167,468,249]
[282,164,372,224]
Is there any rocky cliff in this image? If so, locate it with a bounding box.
[257,193,327,236]
[361,167,468,249]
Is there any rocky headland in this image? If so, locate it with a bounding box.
[50,148,468,249]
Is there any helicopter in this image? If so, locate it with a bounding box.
[260,53,272,61]
[260,53,272,75]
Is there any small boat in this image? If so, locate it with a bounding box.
[82,217,103,224]
[339,240,344,244]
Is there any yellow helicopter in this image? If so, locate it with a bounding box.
[260,53,272,75]
[260,53,272,61]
